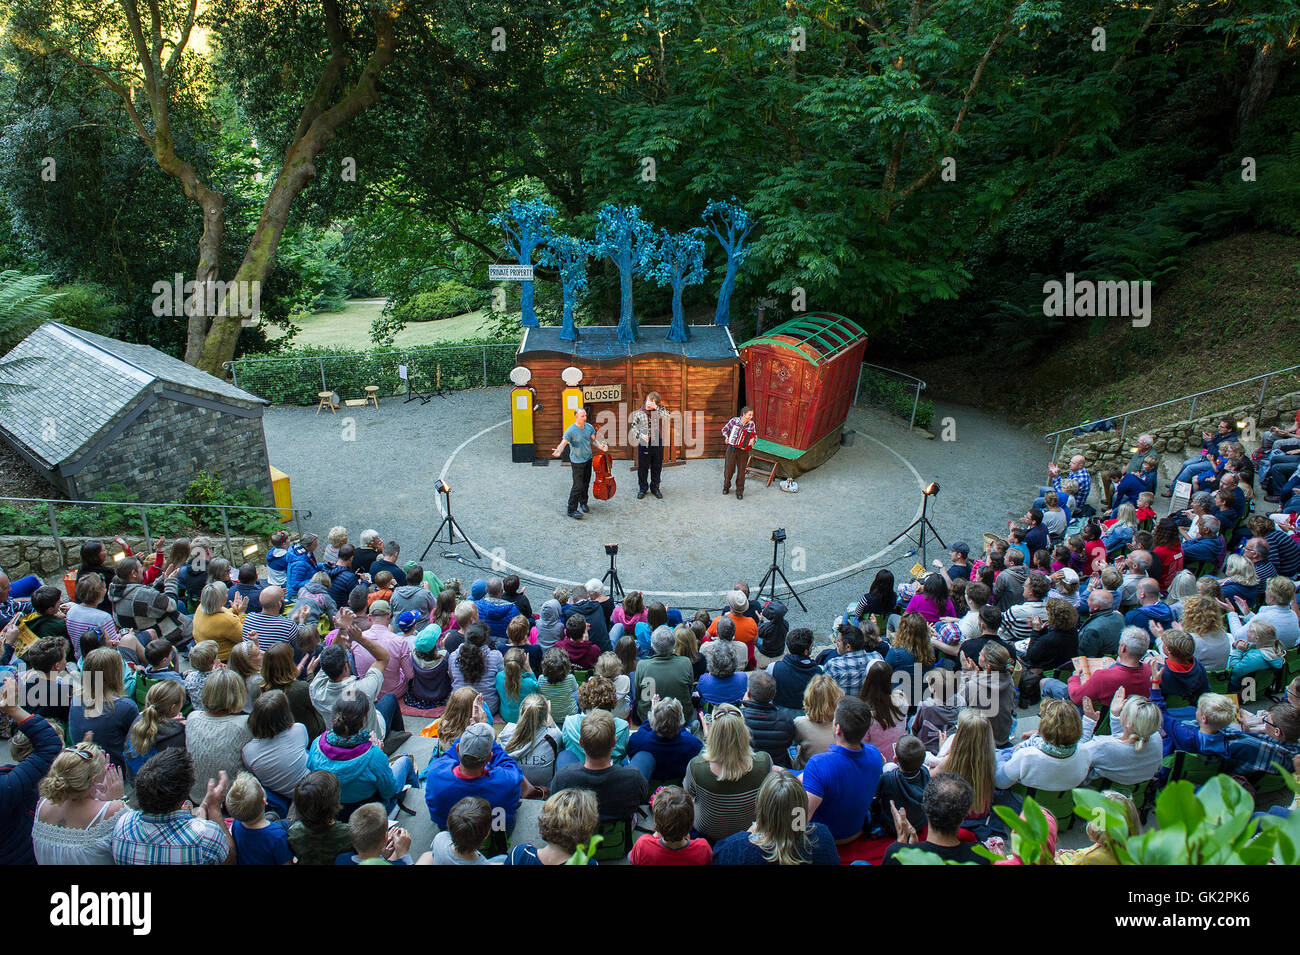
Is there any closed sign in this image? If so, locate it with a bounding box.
[582,384,622,403]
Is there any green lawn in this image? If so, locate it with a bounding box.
[273,299,496,348]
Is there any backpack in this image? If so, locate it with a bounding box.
[132,672,195,716]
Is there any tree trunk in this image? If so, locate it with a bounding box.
[1236,40,1281,139]
[195,5,399,376]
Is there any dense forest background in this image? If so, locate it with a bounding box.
[0,0,1295,425]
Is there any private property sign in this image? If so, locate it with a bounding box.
[488,264,534,281]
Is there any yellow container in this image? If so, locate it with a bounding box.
[270,466,293,522]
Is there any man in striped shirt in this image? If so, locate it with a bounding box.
[242,587,301,650]
[1000,572,1050,643]
[721,406,758,500]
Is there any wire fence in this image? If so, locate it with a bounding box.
[224,343,521,405]
[853,363,934,431]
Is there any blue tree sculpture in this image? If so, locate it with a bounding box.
[537,233,590,341]
[644,227,707,343]
[701,197,756,326]
[593,204,656,342]
[489,198,557,328]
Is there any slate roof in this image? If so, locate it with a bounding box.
[518,324,741,363]
[0,323,266,468]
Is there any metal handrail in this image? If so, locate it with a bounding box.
[1044,363,1300,460]
[0,495,311,561]
[855,363,929,430]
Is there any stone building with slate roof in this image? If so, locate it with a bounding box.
[0,323,273,502]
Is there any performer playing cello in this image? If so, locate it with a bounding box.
[553,408,609,520]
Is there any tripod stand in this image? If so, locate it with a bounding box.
[757,535,806,612]
[601,549,625,600]
[888,491,946,566]
[421,486,480,559]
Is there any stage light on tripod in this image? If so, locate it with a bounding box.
[436,480,451,495]
[924,482,940,497]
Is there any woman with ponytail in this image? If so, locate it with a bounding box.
[31,741,127,865]
[124,680,187,774]
[494,647,538,724]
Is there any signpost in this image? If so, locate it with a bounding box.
[488,264,535,281]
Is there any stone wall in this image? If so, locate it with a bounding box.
[72,390,273,503]
[1060,389,1300,474]
[0,534,269,582]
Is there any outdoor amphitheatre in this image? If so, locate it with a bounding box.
[0,0,1299,901]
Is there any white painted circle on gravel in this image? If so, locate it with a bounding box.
[435,419,927,600]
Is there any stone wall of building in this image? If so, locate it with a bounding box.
[0,534,268,582]
[1059,390,1300,474]
[73,391,273,503]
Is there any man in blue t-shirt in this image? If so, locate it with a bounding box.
[552,408,610,520]
[800,696,883,843]
[425,722,522,833]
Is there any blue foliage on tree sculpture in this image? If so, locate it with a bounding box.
[537,233,590,341]
[489,198,556,327]
[644,227,707,343]
[592,204,656,342]
[701,197,756,327]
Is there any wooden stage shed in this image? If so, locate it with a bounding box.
[739,313,868,473]
[515,325,742,461]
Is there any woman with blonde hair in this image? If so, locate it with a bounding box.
[31,741,127,865]
[884,611,935,673]
[1219,553,1260,607]
[499,693,563,788]
[1101,503,1138,552]
[712,769,840,865]
[931,709,1004,838]
[193,580,248,662]
[67,647,138,769]
[323,526,348,564]
[123,679,187,774]
[185,668,252,803]
[432,686,483,758]
[683,703,773,842]
[995,698,1092,792]
[793,674,843,769]
[1079,687,1162,784]
[502,788,600,865]
[1177,594,1232,670]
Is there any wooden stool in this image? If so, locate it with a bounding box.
[316,391,335,414]
[365,385,380,409]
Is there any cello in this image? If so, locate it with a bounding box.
[592,449,617,501]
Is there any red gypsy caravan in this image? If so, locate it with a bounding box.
[739,312,868,478]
